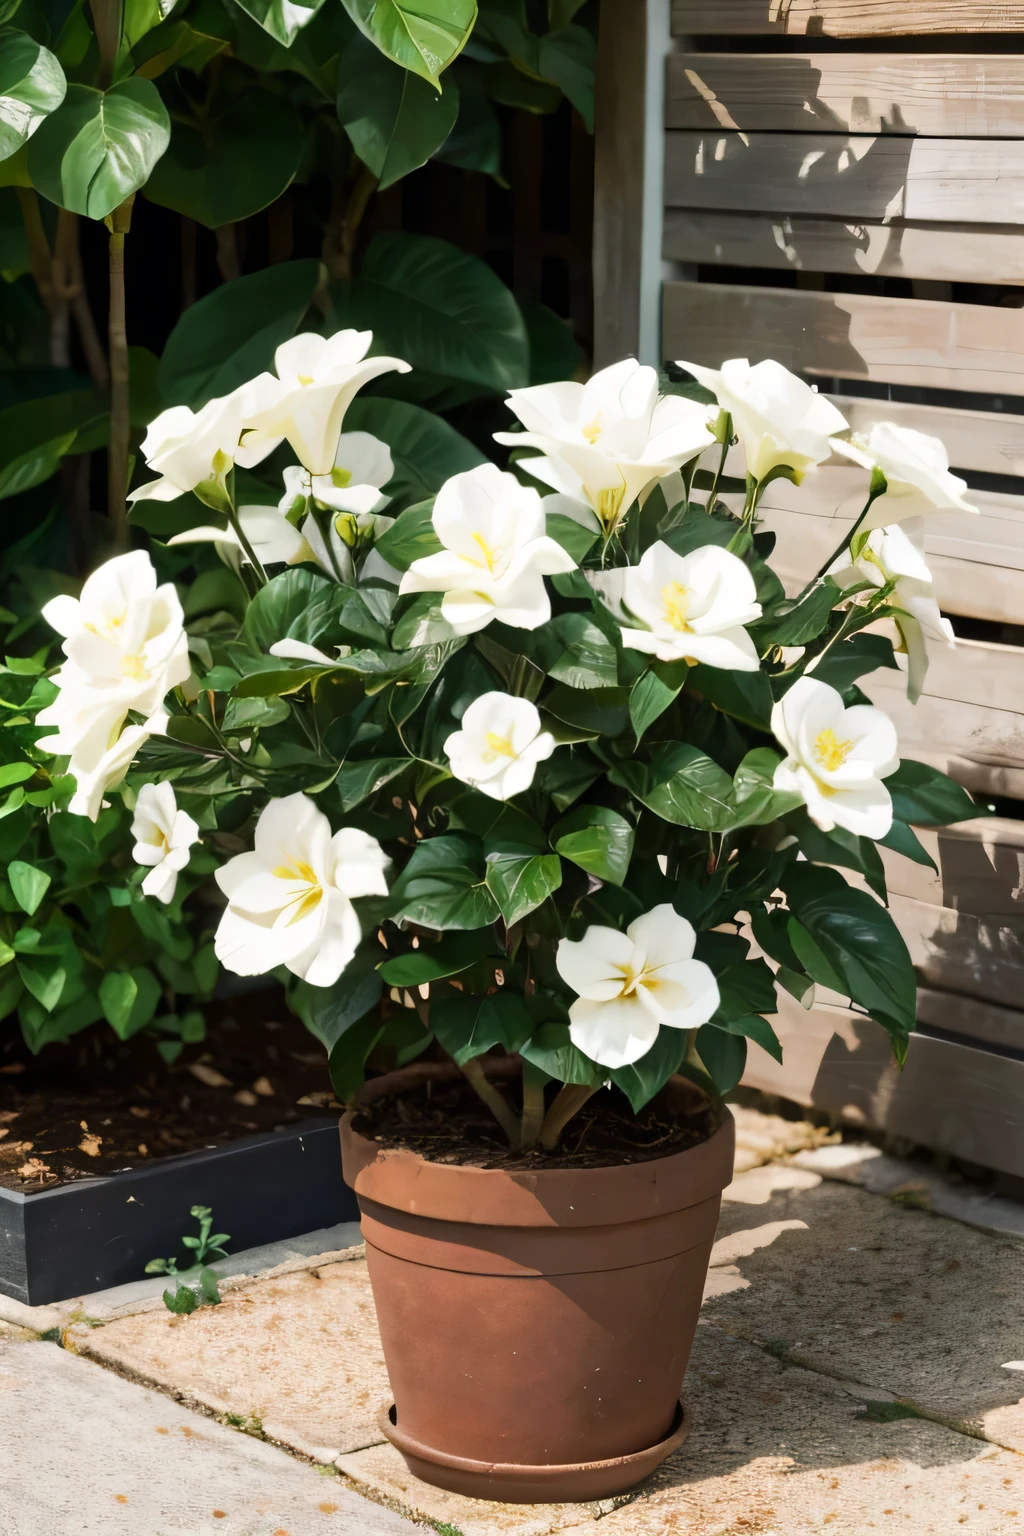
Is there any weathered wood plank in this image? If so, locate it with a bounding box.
[824,397,1024,478]
[672,1,1024,37]
[664,131,1024,226]
[667,53,1024,138]
[865,665,1024,800]
[880,819,1024,927]
[663,281,1024,394]
[917,987,1024,1055]
[663,210,1024,286]
[889,891,1024,1011]
[742,996,1024,1179]
[592,0,646,367]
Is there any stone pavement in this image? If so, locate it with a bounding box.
[3,1106,1023,1535]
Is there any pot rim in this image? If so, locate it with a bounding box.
[341,1066,736,1228]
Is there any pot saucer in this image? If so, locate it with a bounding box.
[377,1398,690,1504]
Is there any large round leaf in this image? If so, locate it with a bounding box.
[0,27,65,163]
[27,79,169,219]
[233,0,325,45]
[345,395,484,507]
[158,258,320,407]
[338,33,458,189]
[335,230,528,392]
[145,85,303,228]
[341,0,476,85]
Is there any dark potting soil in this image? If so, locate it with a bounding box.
[352,1075,721,1171]
[0,988,339,1193]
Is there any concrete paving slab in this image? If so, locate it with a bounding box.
[70,1260,391,1463]
[707,1172,1024,1453]
[0,1220,365,1332]
[792,1143,1024,1239]
[335,1442,620,1535]
[596,1324,1024,1536]
[0,1338,418,1536]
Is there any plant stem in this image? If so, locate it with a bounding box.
[539,1082,602,1152]
[89,0,121,87]
[518,1070,547,1150]
[60,212,109,390]
[16,188,69,367]
[461,1056,520,1147]
[225,502,268,586]
[106,196,134,551]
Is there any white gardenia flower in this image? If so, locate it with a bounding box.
[399,463,576,635]
[494,358,716,536]
[128,379,277,508]
[772,676,899,839]
[677,357,848,485]
[214,793,388,987]
[444,693,556,801]
[66,711,169,822]
[556,904,720,1069]
[237,331,410,476]
[131,782,200,904]
[280,431,394,517]
[618,540,763,670]
[829,421,979,527]
[828,521,954,702]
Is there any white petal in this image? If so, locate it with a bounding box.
[556,927,634,1001]
[568,995,661,1069]
[330,826,389,899]
[626,904,697,968]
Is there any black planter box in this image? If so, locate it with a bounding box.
[0,1117,359,1308]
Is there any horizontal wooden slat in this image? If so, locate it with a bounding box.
[663,210,1024,286]
[667,53,1024,138]
[880,818,1024,927]
[742,995,1024,1179]
[889,891,1024,1011]
[663,281,1024,393]
[672,1,1024,36]
[664,132,1024,226]
[758,471,1024,623]
[917,987,1024,1054]
[865,671,1024,799]
[824,397,1024,478]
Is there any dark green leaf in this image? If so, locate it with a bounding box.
[158,259,320,409]
[884,759,987,828]
[548,613,617,690]
[389,833,498,930]
[0,27,65,162]
[520,1021,603,1087]
[543,683,629,738]
[378,929,497,986]
[551,804,633,886]
[879,819,937,873]
[163,1283,199,1315]
[27,80,170,219]
[234,0,325,45]
[688,663,773,731]
[437,65,502,176]
[610,742,735,832]
[430,991,533,1066]
[7,859,49,915]
[338,36,460,188]
[712,1012,782,1063]
[374,499,440,571]
[695,1024,746,1095]
[336,757,408,811]
[545,511,598,564]
[608,1025,688,1113]
[629,658,688,744]
[341,0,476,84]
[484,847,562,925]
[328,1012,387,1100]
[297,957,383,1052]
[804,631,898,694]
[752,579,839,649]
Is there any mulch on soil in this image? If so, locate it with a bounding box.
[0,988,339,1192]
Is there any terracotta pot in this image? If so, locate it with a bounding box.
[340,1068,735,1503]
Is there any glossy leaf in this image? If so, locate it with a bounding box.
[485,846,562,925]
[378,929,497,986]
[437,65,501,175]
[629,659,688,743]
[329,1013,387,1100]
[520,1021,603,1087]
[687,663,773,731]
[608,1025,688,1113]
[295,951,382,1051]
[333,230,528,390]
[551,805,633,886]
[27,80,170,219]
[548,613,617,690]
[341,0,476,85]
[8,859,49,915]
[878,818,937,873]
[0,28,66,162]
[389,833,499,930]
[431,991,533,1065]
[610,743,735,832]
[338,36,460,188]
[146,86,304,228]
[158,259,319,408]
[695,1023,746,1095]
[884,759,987,828]
[234,0,325,45]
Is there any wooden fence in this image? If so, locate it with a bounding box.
[594,0,1024,1178]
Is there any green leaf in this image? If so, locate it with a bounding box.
[485,847,562,925]
[729,747,802,828]
[610,742,735,832]
[336,757,408,811]
[520,1020,603,1087]
[333,230,528,391]
[341,0,476,85]
[430,991,533,1066]
[543,683,629,738]
[608,1025,688,1113]
[879,819,937,873]
[548,613,617,690]
[158,259,320,408]
[374,498,441,572]
[295,954,383,1052]
[0,28,65,163]
[198,1266,222,1305]
[551,805,633,886]
[16,953,65,1012]
[784,863,916,1040]
[146,85,304,228]
[545,511,597,564]
[0,761,35,790]
[338,37,460,188]
[99,966,161,1039]
[713,1012,782,1064]
[243,566,333,653]
[389,833,498,930]
[687,663,773,731]
[787,916,845,995]
[535,22,594,128]
[378,929,497,986]
[436,64,501,176]
[8,859,49,916]
[328,1012,386,1100]
[804,631,898,694]
[695,1023,746,1095]
[714,957,778,1021]
[346,396,484,507]
[27,80,170,219]
[629,659,688,743]
[884,759,986,828]
[752,579,838,649]
[234,0,325,45]
[163,1283,200,1315]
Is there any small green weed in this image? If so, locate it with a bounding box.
[145,1205,231,1314]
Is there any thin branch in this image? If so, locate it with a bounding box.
[461,1056,520,1147]
[518,1070,547,1150]
[60,212,109,391]
[539,1082,602,1151]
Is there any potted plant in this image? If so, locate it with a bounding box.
[32,342,982,1498]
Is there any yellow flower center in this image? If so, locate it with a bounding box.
[122,653,146,680]
[582,412,604,445]
[595,485,626,533]
[297,374,314,386]
[330,466,352,488]
[661,581,692,633]
[814,728,855,773]
[272,858,323,925]
[482,731,517,763]
[468,532,502,574]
